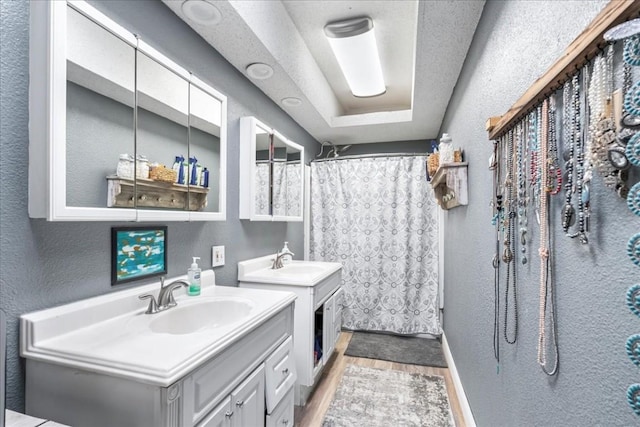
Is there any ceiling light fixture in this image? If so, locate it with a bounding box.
[324,16,385,98]
[246,63,274,80]
[181,0,222,26]
[281,97,302,107]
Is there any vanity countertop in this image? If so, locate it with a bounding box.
[238,256,342,286]
[20,271,296,387]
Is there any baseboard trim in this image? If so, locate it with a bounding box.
[442,332,476,427]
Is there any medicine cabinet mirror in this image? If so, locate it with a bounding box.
[240,117,304,222]
[29,0,227,222]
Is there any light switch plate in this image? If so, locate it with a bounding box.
[212,245,225,267]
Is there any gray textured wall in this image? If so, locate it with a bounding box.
[439,1,640,425]
[0,0,319,411]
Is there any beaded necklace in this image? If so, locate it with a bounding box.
[517,120,529,265]
[503,129,518,345]
[537,98,559,376]
[546,97,562,195]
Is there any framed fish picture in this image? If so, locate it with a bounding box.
[111,226,167,285]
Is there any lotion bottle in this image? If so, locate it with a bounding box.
[281,241,294,265]
[187,257,201,296]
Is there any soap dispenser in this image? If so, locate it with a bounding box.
[281,242,294,265]
[187,257,201,296]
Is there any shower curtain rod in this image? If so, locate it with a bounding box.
[311,152,428,163]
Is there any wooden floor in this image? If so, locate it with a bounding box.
[294,331,466,427]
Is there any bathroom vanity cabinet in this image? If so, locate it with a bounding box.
[238,258,343,406]
[21,274,296,427]
[29,0,227,222]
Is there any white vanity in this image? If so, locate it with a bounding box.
[20,271,297,427]
[238,256,343,406]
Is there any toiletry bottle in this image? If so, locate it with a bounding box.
[200,168,209,188]
[189,157,198,186]
[173,155,185,184]
[187,257,201,296]
[281,242,294,264]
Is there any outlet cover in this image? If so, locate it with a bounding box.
[212,245,225,267]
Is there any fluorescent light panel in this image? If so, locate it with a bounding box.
[324,17,385,98]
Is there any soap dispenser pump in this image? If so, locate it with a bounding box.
[281,242,293,265]
[187,257,201,296]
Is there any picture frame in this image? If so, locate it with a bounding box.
[111,226,167,286]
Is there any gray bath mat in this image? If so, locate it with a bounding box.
[322,364,454,427]
[344,331,448,368]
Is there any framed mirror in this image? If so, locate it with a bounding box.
[66,4,136,214]
[240,117,304,221]
[188,76,227,221]
[29,0,228,222]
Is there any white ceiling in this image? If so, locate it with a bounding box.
[162,0,485,144]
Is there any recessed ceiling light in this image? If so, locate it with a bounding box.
[246,63,274,80]
[181,0,222,26]
[281,97,302,107]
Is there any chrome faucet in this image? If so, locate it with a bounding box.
[271,249,294,269]
[139,277,190,314]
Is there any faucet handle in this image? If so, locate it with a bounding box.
[159,276,166,289]
[139,294,159,314]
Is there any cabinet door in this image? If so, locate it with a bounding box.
[29,1,138,221]
[188,76,227,221]
[323,295,335,364]
[231,364,265,427]
[197,397,232,427]
[135,43,190,221]
[332,287,344,348]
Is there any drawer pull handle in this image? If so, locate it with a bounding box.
[282,368,289,376]
[282,419,289,426]
[225,411,233,418]
[236,400,244,407]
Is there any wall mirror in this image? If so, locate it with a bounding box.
[29,0,227,221]
[65,4,136,215]
[240,117,304,222]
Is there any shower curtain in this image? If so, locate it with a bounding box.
[310,156,440,335]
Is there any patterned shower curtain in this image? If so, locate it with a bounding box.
[310,156,440,335]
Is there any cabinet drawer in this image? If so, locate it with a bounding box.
[266,387,294,427]
[264,336,296,413]
[313,271,340,310]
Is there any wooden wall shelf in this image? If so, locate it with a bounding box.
[106,176,209,211]
[488,0,640,140]
[430,162,468,210]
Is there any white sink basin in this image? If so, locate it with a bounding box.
[271,264,327,276]
[238,256,342,286]
[149,298,254,335]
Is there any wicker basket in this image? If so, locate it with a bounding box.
[149,165,177,183]
[427,153,440,177]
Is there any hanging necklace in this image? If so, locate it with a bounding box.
[561,80,575,233]
[503,129,518,345]
[537,98,559,376]
[546,97,562,195]
[517,120,529,265]
[491,138,502,368]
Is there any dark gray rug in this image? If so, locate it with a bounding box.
[344,331,448,368]
[322,364,454,427]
